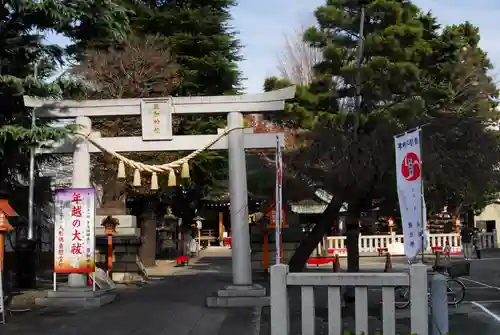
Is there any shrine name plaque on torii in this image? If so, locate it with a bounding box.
[24,87,295,306]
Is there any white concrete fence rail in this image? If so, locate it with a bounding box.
[270,263,429,335]
[318,232,497,256]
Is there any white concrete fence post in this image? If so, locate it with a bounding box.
[270,264,289,335]
[493,229,498,248]
[410,263,429,335]
[430,273,449,335]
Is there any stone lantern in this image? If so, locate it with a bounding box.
[192,216,205,253]
[163,207,177,231]
[159,207,177,256]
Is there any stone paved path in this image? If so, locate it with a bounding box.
[2,248,260,335]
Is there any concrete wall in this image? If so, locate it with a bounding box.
[475,203,500,224]
[475,203,500,247]
[251,242,300,271]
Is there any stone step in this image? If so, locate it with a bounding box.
[47,287,111,298]
[206,296,270,308]
[217,285,267,297]
[35,292,116,309]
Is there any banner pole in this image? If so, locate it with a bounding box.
[419,127,425,263]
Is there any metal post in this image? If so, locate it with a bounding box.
[68,116,91,287]
[275,136,283,265]
[227,112,252,285]
[420,127,425,263]
[430,274,449,335]
[27,63,39,240]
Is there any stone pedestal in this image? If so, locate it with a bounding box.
[251,241,300,271]
[35,286,115,309]
[94,215,147,283]
[206,284,269,307]
[95,236,146,283]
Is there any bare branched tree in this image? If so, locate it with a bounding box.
[76,35,181,101]
[276,25,322,86]
[248,24,323,200]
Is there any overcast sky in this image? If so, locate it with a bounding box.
[45,0,500,93]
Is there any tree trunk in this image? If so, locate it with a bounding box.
[139,200,157,267]
[344,201,361,303]
[466,208,474,228]
[288,201,341,272]
[345,207,360,273]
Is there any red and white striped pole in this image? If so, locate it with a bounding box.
[275,135,283,264]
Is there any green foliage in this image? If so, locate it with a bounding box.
[124,0,242,96]
[0,0,130,215]
[122,0,243,199]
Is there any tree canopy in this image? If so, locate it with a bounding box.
[121,0,242,96]
[264,0,500,271]
[0,0,130,214]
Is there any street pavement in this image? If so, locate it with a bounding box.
[1,248,261,335]
[372,253,500,334]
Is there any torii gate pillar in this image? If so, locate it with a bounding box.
[227,112,252,285]
[68,116,92,287]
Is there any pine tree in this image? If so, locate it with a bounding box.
[126,0,242,96]
[267,0,434,271]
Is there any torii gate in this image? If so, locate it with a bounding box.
[24,87,295,297]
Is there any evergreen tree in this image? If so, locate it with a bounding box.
[0,0,130,214]
[126,0,242,96]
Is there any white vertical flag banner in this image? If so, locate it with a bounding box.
[395,129,424,260]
